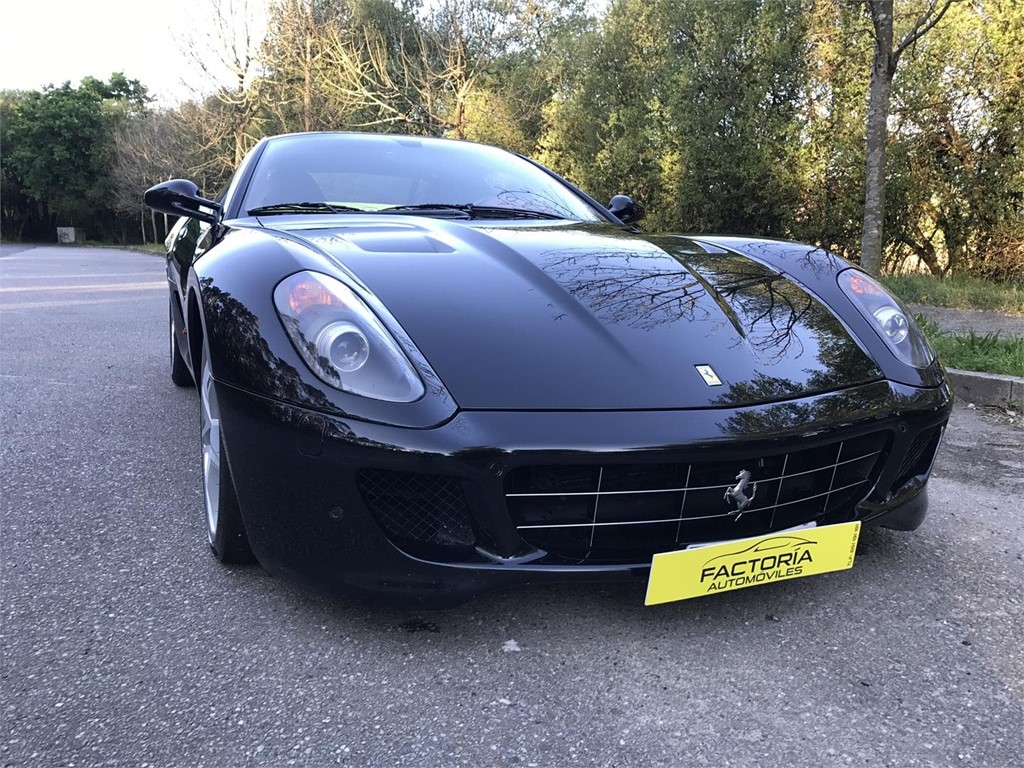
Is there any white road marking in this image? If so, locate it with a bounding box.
[0,373,76,386]
[0,297,141,310]
[0,273,161,280]
[0,281,165,294]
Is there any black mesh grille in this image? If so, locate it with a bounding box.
[358,469,475,551]
[894,426,942,489]
[506,432,889,564]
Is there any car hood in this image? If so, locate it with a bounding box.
[265,218,882,410]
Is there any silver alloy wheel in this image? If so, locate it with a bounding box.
[200,345,221,542]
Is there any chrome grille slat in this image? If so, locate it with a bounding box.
[516,478,872,530]
[821,440,845,515]
[504,449,881,498]
[768,452,789,529]
[505,431,889,563]
[587,466,604,551]
[673,464,693,543]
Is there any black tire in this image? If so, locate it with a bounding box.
[170,298,195,387]
[199,338,255,563]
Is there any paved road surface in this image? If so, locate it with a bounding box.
[2,247,1022,767]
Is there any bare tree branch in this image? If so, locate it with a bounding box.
[895,0,958,61]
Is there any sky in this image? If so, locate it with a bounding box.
[0,0,267,105]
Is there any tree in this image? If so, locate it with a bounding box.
[463,0,591,152]
[3,74,151,240]
[791,0,874,260]
[878,0,1024,279]
[662,0,809,236]
[260,0,423,132]
[1,91,38,240]
[311,0,565,137]
[5,83,112,227]
[261,0,356,133]
[540,0,809,235]
[167,96,250,194]
[110,110,188,243]
[178,0,267,164]
[859,0,957,274]
[538,0,676,220]
[81,72,151,114]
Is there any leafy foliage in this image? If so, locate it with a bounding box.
[884,0,1024,281]
[915,314,1024,376]
[6,84,112,223]
[2,75,149,239]
[883,273,1024,314]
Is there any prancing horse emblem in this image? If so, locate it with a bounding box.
[724,470,757,517]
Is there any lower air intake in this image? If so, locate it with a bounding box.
[894,426,942,489]
[357,469,476,554]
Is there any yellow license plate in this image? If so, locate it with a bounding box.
[645,522,861,606]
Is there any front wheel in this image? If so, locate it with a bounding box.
[199,339,254,563]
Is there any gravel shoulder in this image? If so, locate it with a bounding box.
[909,304,1024,337]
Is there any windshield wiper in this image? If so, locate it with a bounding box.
[248,202,365,216]
[375,204,472,219]
[468,206,563,220]
[377,203,563,220]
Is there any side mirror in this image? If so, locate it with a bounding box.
[144,179,222,225]
[607,195,645,225]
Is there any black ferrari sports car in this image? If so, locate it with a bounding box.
[145,132,951,607]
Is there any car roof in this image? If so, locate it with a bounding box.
[262,131,496,152]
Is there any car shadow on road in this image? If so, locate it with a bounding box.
[221,524,918,643]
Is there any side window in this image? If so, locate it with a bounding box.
[171,217,210,268]
[213,181,231,204]
[164,215,188,252]
[163,179,229,259]
[221,142,267,216]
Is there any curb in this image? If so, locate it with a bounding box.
[947,368,1023,410]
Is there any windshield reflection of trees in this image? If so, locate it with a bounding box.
[488,188,579,219]
[712,380,916,437]
[535,233,881,416]
[538,236,832,363]
[690,244,888,436]
[202,280,337,413]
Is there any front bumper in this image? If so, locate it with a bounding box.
[216,378,952,606]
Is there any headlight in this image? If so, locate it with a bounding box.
[274,271,425,402]
[838,269,935,368]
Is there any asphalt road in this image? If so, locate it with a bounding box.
[2,246,1022,768]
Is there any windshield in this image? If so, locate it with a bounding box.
[241,133,603,222]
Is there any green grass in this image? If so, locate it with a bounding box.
[75,241,165,255]
[881,273,1024,314]
[122,242,165,255]
[915,315,1024,377]
[0,239,165,255]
